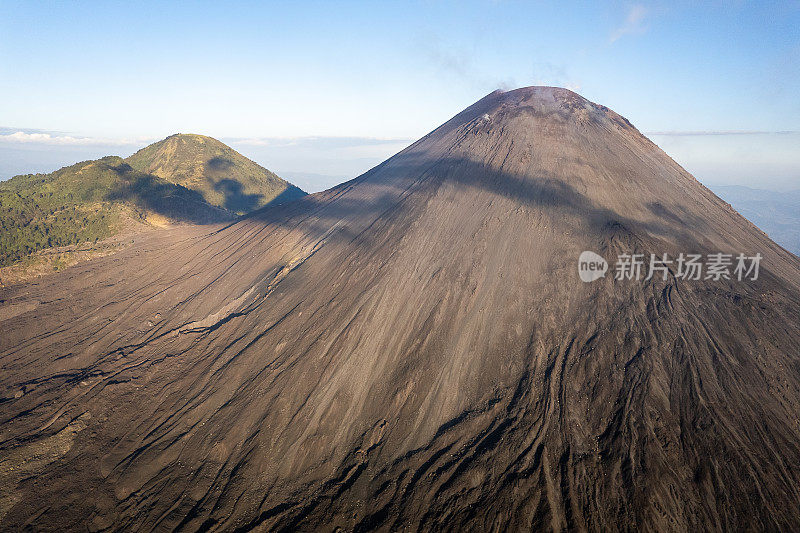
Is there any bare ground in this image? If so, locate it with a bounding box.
[1,87,800,531]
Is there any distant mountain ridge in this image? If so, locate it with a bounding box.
[713,185,800,256]
[125,133,306,214]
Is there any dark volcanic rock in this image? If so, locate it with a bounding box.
[1,87,800,531]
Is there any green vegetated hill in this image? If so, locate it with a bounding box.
[0,156,230,267]
[0,135,307,270]
[125,134,306,214]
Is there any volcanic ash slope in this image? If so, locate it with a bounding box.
[1,87,800,531]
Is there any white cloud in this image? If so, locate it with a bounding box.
[0,131,153,146]
[610,5,648,43]
[651,131,800,191]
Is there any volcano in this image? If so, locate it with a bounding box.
[1,87,800,531]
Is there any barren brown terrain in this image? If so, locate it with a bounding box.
[1,87,799,531]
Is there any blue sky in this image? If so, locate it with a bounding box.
[1,1,798,191]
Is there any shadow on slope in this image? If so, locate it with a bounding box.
[104,162,232,225]
[213,178,263,214]
[1,153,800,531]
[246,152,784,266]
